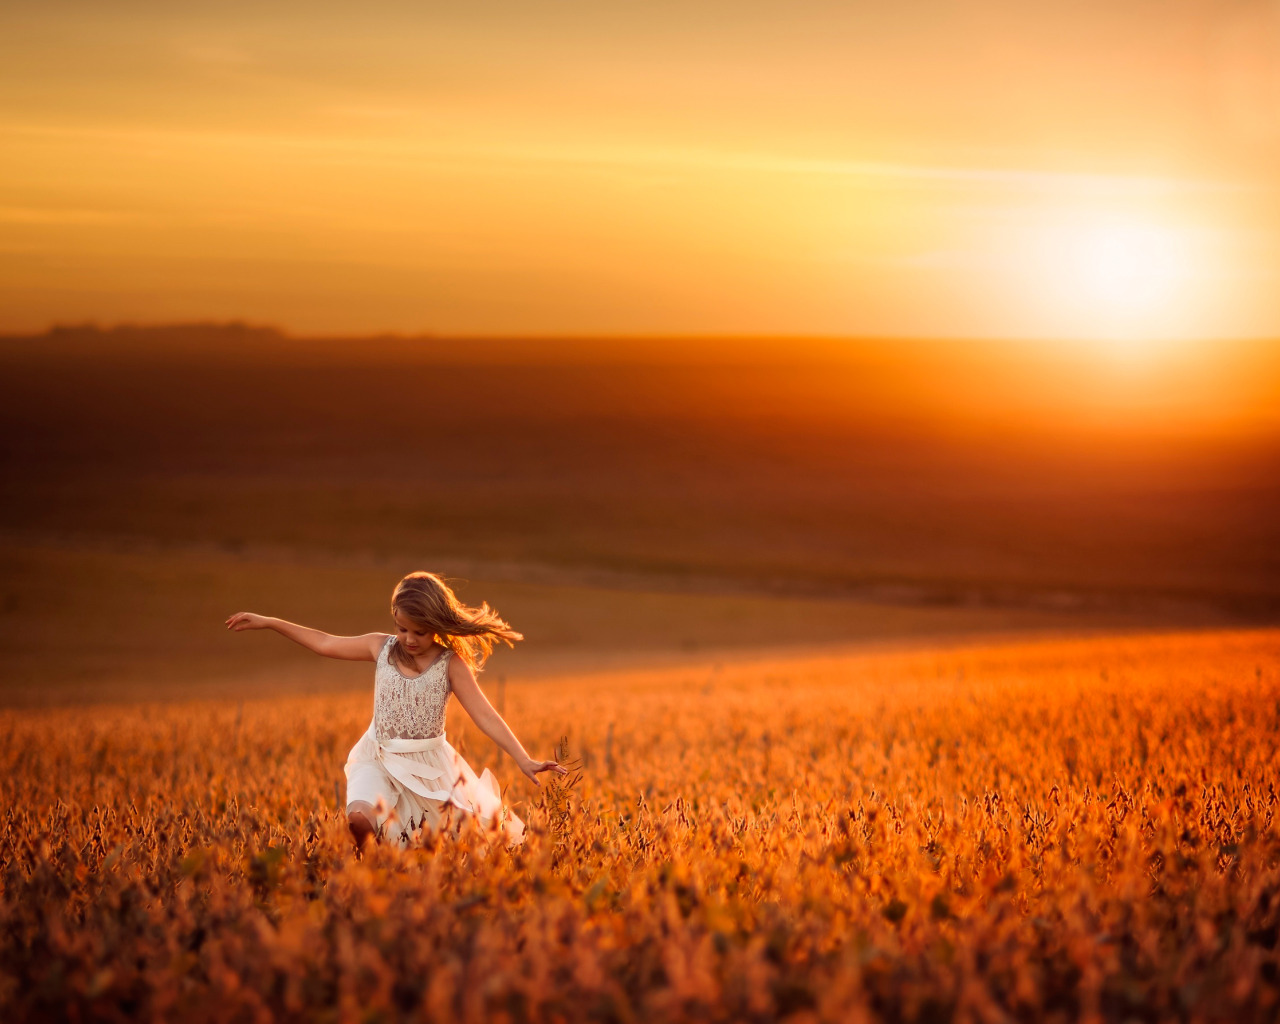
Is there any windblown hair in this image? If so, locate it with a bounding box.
[388,571,522,673]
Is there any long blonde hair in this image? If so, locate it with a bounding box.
[389,571,522,673]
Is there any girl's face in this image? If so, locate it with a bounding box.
[392,608,432,654]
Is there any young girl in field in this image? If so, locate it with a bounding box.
[224,571,565,852]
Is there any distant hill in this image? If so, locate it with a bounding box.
[6,321,1278,431]
[2,322,1279,618]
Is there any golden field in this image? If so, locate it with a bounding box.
[3,628,1279,1022]
[2,326,1278,1021]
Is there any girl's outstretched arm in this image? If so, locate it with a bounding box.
[224,613,385,661]
[448,657,568,786]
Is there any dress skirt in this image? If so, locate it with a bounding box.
[344,722,525,848]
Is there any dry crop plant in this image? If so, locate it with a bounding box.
[2,629,1279,1022]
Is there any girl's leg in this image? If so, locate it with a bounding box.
[344,758,394,854]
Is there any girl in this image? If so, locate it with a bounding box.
[225,571,565,852]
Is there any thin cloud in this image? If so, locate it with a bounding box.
[0,206,141,226]
[0,119,1248,200]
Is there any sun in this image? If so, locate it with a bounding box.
[1067,218,1192,312]
[1041,213,1201,352]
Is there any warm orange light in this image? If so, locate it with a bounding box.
[1017,207,1214,354]
[1068,218,1192,314]
[1,8,1278,339]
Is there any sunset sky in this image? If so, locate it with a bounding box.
[2,1,1279,341]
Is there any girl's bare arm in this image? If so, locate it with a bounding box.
[224,612,386,661]
[448,657,568,786]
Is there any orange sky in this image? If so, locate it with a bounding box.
[2,2,1279,340]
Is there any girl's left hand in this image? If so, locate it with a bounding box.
[521,758,569,786]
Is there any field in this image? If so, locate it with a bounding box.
[3,326,1279,708]
[4,628,1279,1022]
[4,328,1280,623]
[2,325,1278,1020]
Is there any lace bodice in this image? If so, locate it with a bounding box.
[373,636,452,742]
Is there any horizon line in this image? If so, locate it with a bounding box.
[3,320,1278,348]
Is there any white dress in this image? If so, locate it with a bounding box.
[344,636,525,848]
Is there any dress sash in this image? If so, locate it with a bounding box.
[352,720,525,845]
[366,724,458,801]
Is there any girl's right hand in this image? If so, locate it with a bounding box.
[225,612,270,631]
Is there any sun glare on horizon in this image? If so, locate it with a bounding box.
[1016,207,1219,357]
[1069,216,1200,357]
[1070,219,1193,312]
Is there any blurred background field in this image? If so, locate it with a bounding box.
[2,324,1278,705]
